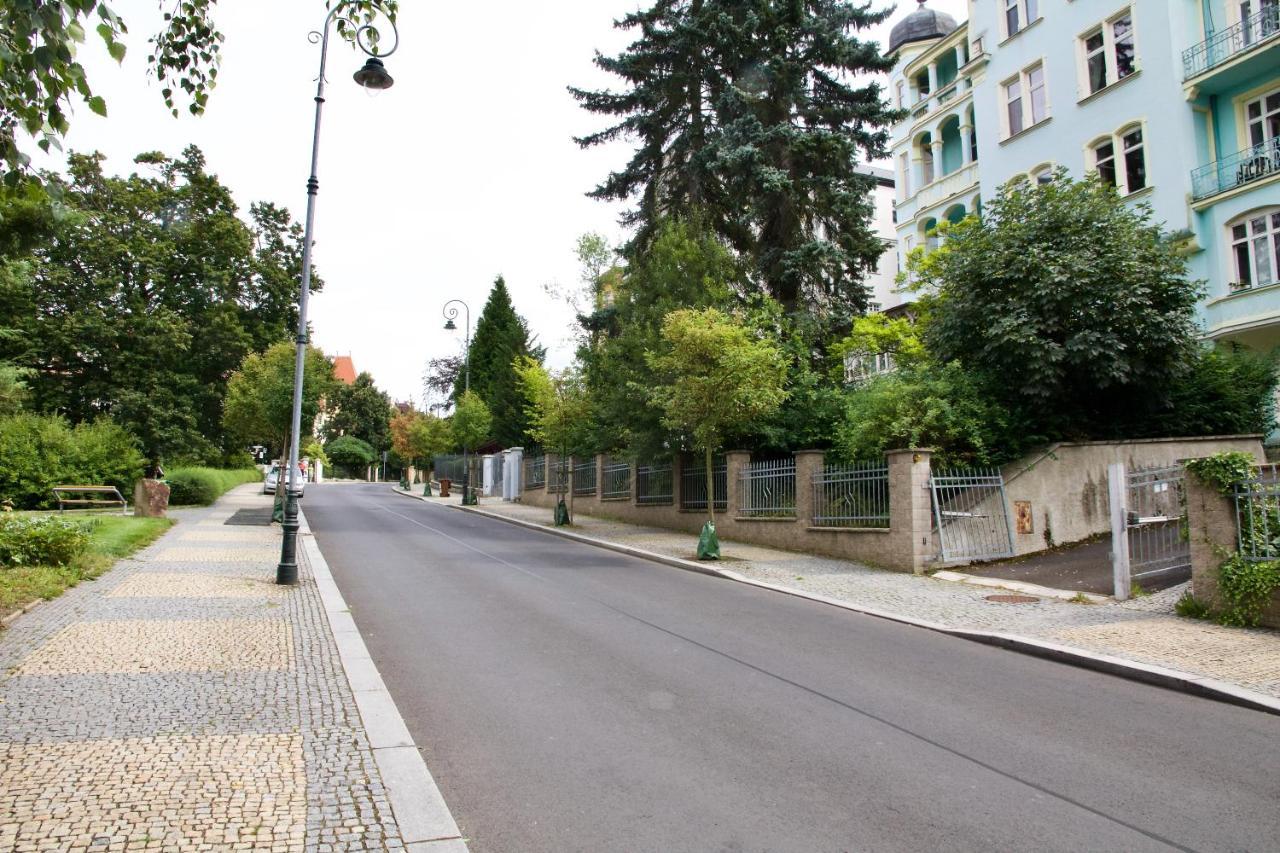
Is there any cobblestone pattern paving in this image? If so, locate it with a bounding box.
[0,488,404,852]
[469,495,1280,700]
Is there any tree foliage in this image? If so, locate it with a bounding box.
[325,434,376,469]
[514,357,594,459]
[450,390,492,452]
[222,342,333,454]
[0,0,398,185]
[324,371,391,451]
[390,409,451,467]
[0,413,144,509]
[454,277,542,447]
[572,0,897,314]
[913,172,1202,440]
[0,147,313,462]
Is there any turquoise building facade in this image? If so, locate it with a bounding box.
[888,0,1280,355]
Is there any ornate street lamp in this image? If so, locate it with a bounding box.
[277,1,399,586]
[442,299,474,506]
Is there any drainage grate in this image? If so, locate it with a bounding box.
[985,594,1039,604]
[224,508,274,526]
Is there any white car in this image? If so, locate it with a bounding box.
[263,463,307,496]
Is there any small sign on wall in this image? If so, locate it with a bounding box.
[1015,500,1034,535]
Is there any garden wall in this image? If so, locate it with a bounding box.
[1185,471,1280,629]
[1000,435,1265,556]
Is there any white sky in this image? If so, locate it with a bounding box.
[36,0,967,405]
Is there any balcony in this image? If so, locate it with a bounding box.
[1204,280,1280,342]
[1183,5,1280,82]
[1191,138,1280,201]
[913,162,980,212]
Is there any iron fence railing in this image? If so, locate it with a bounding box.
[602,457,631,500]
[1182,3,1280,79]
[739,457,796,517]
[929,467,1015,563]
[1191,138,1280,200]
[1235,468,1280,560]
[680,455,727,511]
[547,455,569,494]
[636,460,674,506]
[572,459,597,496]
[433,455,465,483]
[812,460,890,528]
[525,453,546,490]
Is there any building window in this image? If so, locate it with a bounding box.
[1004,0,1041,38]
[1080,11,1136,96]
[1122,127,1146,192]
[896,80,905,109]
[1030,163,1055,184]
[1240,0,1280,46]
[1231,210,1280,290]
[1245,88,1280,148]
[1090,124,1147,194]
[899,152,910,197]
[1003,63,1048,137]
[922,145,935,184]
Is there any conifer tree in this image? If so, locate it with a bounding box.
[453,277,542,447]
[572,0,897,315]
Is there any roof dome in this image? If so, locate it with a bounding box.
[888,0,959,54]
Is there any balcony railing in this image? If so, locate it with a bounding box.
[1183,5,1280,79]
[1191,138,1280,200]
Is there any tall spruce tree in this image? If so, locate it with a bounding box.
[453,277,542,448]
[572,0,897,315]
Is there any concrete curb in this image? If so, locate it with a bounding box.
[931,570,1111,603]
[388,489,1280,718]
[298,506,469,850]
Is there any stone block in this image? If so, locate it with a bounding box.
[133,479,170,518]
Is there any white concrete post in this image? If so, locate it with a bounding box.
[1109,463,1131,601]
[954,44,966,69]
[960,124,974,165]
[926,62,938,97]
[505,447,523,501]
[482,454,495,497]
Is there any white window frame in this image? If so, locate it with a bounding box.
[1228,208,1280,291]
[1003,0,1041,39]
[1001,61,1049,138]
[1087,122,1148,195]
[1078,8,1137,98]
[1030,162,1056,184]
[1244,85,1280,149]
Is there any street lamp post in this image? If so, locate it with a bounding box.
[277,2,399,586]
[442,299,473,506]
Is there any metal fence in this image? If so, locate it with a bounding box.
[929,467,1014,563]
[433,455,466,483]
[525,453,546,489]
[602,457,631,500]
[636,460,674,506]
[680,455,727,512]
[547,455,569,494]
[572,459,597,496]
[1182,2,1280,78]
[739,457,796,517]
[1234,468,1280,561]
[1124,464,1189,581]
[812,460,889,528]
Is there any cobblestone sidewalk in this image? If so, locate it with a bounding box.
[439,493,1280,702]
[0,487,407,852]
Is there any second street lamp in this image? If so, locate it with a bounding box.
[276,1,399,586]
[442,299,474,506]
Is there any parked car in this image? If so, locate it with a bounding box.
[263,463,307,496]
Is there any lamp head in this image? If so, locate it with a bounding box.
[353,57,394,90]
[443,318,457,331]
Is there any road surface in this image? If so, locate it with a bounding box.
[304,484,1280,853]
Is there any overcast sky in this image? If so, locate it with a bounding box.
[38,0,967,405]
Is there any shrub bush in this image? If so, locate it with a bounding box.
[0,414,145,509]
[165,467,262,506]
[0,515,91,567]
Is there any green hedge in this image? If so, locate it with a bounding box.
[0,515,91,567]
[165,467,262,506]
[0,414,146,510]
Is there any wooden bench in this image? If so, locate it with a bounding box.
[51,485,127,514]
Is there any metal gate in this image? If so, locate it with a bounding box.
[1113,464,1189,594]
[929,468,1015,563]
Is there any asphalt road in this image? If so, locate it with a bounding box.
[304,484,1280,853]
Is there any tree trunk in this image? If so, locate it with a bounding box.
[704,445,715,529]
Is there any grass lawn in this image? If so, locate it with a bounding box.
[0,514,173,614]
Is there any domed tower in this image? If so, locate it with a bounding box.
[888,0,959,56]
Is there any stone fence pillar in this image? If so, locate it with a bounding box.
[504,447,523,501]
[725,451,750,517]
[886,448,934,574]
[794,450,824,526]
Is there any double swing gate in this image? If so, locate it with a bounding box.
[929,468,1015,564]
[1108,463,1189,600]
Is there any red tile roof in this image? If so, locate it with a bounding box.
[333,355,357,385]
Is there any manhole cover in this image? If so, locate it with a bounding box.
[224,507,274,526]
[985,594,1040,604]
